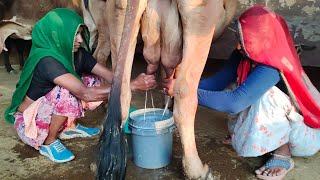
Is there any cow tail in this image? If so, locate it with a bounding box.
[96,80,127,180]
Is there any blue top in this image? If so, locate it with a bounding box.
[197,50,281,113]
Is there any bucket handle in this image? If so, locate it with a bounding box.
[169,125,176,132]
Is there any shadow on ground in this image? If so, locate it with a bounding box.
[1,55,320,180]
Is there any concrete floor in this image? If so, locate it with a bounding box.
[1,55,320,180]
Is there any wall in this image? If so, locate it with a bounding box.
[209,0,320,67]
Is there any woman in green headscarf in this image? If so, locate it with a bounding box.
[4,8,156,163]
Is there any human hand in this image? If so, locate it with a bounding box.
[131,73,157,91]
[161,77,175,97]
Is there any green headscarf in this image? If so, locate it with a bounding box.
[4,8,89,124]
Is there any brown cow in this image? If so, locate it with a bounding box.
[97,0,237,179]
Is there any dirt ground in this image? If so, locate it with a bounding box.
[1,54,320,180]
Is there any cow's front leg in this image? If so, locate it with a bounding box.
[175,0,225,179]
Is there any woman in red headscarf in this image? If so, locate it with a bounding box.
[195,6,320,180]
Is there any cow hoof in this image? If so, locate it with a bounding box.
[203,168,215,180]
[8,69,18,74]
[183,158,215,180]
[193,168,216,180]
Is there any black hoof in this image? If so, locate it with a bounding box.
[8,69,18,74]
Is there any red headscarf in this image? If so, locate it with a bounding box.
[237,6,320,128]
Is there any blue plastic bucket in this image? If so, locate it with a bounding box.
[129,108,175,169]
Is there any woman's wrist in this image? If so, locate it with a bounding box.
[130,81,137,92]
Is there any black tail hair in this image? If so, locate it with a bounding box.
[96,1,141,179]
[96,82,127,180]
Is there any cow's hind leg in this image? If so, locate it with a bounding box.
[3,50,14,73]
[175,0,225,179]
[16,39,25,69]
[96,1,147,179]
[90,0,111,66]
[2,38,15,73]
[107,0,127,71]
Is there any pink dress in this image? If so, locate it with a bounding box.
[14,74,103,150]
